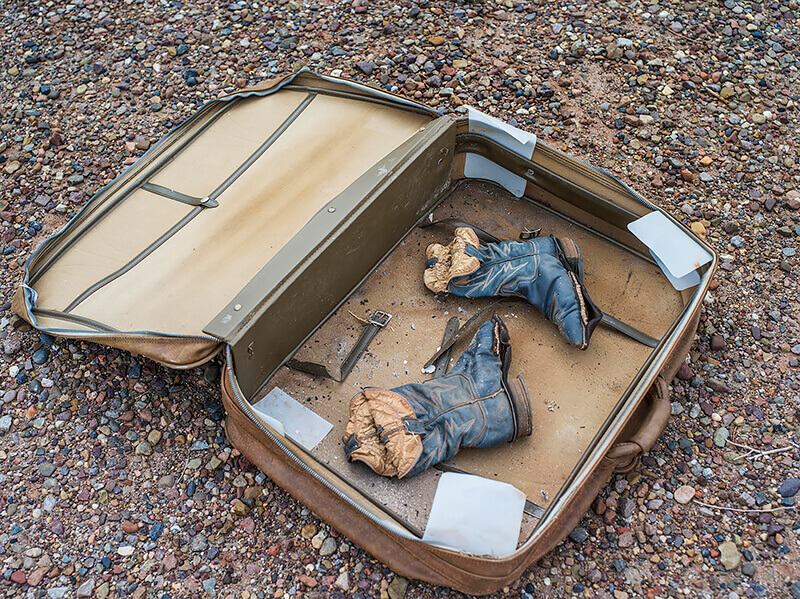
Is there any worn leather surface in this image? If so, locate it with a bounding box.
[607,305,701,471]
[221,301,701,595]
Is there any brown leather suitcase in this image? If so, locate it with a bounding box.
[14,70,716,595]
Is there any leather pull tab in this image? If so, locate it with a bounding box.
[608,376,671,472]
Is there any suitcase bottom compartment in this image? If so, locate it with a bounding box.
[246,180,686,548]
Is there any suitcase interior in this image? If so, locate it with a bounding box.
[19,72,713,555]
[253,178,685,542]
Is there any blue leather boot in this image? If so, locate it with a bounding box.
[423,227,602,349]
[343,315,531,478]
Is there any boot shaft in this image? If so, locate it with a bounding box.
[450,236,562,300]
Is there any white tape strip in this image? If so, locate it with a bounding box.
[423,472,525,557]
[252,387,332,450]
[651,251,701,291]
[627,211,712,287]
[467,107,537,158]
[464,153,527,197]
[464,107,537,198]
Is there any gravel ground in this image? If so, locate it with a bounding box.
[1,0,799,597]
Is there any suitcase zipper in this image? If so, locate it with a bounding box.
[20,286,225,343]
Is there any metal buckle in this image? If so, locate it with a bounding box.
[519,227,541,240]
[368,310,392,327]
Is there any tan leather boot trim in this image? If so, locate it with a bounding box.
[423,227,481,293]
[345,388,423,478]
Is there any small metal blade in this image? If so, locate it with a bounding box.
[433,316,460,377]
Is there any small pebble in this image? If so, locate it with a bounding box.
[674,485,696,505]
[777,478,800,498]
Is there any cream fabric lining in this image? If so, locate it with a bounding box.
[33,92,430,335]
[33,188,190,316]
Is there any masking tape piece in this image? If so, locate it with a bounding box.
[253,387,332,450]
[467,107,537,158]
[423,472,525,558]
[464,153,527,197]
[628,211,712,279]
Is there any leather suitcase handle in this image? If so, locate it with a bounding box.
[607,376,670,472]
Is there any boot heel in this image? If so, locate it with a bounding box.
[507,375,532,439]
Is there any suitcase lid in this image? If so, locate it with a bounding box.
[17,70,453,371]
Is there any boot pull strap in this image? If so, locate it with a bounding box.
[552,236,585,281]
[430,316,460,378]
[423,302,508,370]
[601,313,659,348]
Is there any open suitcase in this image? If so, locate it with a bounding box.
[14,70,717,595]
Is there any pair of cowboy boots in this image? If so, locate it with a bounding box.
[343,228,601,478]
